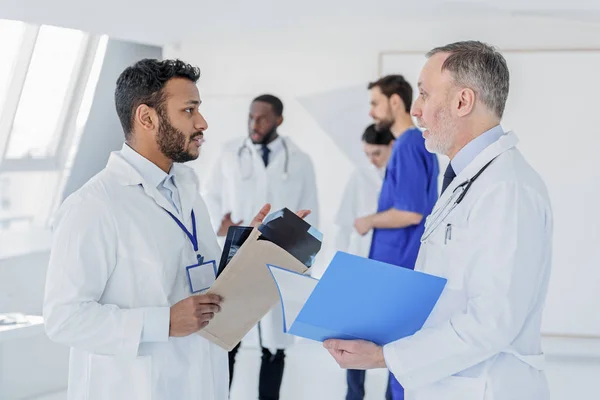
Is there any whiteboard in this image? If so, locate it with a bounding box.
[382,51,600,337]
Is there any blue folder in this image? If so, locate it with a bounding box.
[267,251,447,346]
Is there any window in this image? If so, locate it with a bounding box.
[0,20,107,234]
[5,26,87,160]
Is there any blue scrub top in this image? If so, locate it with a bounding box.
[369,127,439,269]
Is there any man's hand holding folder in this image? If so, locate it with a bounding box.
[324,339,386,370]
[265,251,446,367]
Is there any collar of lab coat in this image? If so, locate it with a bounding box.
[105,150,200,219]
[120,143,176,190]
[434,131,519,212]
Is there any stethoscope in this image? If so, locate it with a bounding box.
[421,157,497,242]
[237,138,290,181]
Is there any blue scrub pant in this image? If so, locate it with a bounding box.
[390,373,404,400]
[345,369,395,400]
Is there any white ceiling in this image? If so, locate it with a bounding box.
[1,0,600,46]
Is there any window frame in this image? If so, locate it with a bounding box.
[0,27,101,172]
[0,24,39,165]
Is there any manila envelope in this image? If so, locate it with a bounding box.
[198,227,308,351]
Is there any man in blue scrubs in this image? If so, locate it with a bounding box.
[353,75,439,400]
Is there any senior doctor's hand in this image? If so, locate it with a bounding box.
[169,294,222,337]
[324,339,387,370]
[250,203,312,227]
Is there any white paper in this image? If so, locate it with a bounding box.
[267,265,318,331]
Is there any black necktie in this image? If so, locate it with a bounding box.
[261,144,271,167]
[441,163,456,194]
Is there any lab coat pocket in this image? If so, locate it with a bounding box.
[442,223,469,291]
[413,375,487,400]
[423,221,469,291]
[87,354,152,400]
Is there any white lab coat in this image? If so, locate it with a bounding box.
[383,132,552,400]
[43,150,228,400]
[334,164,383,257]
[202,136,319,349]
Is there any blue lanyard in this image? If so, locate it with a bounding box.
[164,209,199,254]
[136,183,202,262]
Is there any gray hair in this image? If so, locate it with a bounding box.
[426,41,509,118]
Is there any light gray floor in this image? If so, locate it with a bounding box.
[230,339,389,400]
[26,343,600,400]
[32,339,390,400]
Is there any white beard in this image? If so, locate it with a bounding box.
[423,107,455,156]
[425,130,453,155]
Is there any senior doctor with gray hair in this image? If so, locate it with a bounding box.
[324,41,553,400]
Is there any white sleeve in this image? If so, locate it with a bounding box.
[383,182,552,389]
[43,196,169,357]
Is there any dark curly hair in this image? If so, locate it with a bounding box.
[115,59,201,139]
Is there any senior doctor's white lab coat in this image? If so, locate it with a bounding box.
[383,132,553,400]
[334,164,384,257]
[43,149,228,400]
[203,136,319,350]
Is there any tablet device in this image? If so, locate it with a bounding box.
[217,226,254,277]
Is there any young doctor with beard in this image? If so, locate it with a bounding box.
[43,59,309,400]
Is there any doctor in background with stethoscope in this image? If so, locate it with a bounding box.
[324,41,553,400]
[203,94,319,400]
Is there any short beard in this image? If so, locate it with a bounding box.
[251,125,278,145]
[375,118,393,132]
[424,132,453,155]
[156,108,198,163]
[374,105,395,132]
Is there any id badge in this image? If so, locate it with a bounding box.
[186,257,217,294]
